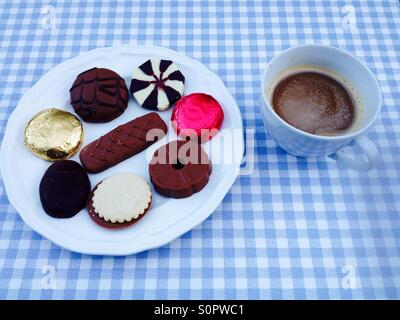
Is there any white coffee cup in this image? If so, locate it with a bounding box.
[260,44,381,171]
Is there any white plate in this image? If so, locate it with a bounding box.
[0,45,244,255]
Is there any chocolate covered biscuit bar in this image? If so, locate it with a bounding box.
[80,112,167,173]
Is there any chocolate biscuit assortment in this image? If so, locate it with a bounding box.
[26,56,224,229]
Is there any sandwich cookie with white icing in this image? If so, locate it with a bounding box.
[87,173,152,229]
[130,59,185,111]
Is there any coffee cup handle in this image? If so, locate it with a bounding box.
[330,136,379,172]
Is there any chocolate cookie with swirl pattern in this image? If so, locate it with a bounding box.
[130,59,185,111]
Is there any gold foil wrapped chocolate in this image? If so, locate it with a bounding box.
[24,108,83,161]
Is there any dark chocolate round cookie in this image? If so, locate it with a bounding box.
[70,67,129,123]
[39,160,91,218]
[149,140,212,198]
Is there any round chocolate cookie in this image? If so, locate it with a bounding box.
[87,173,152,229]
[130,59,185,111]
[149,140,212,198]
[39,160,91,218]
[70,67,129,123]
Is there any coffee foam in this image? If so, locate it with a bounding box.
[266,65,364,136]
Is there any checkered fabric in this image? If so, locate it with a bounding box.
[0,0,399,300]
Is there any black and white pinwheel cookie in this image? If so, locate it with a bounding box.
[130,59,185,111]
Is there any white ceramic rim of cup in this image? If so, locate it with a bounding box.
[261,44,382,141]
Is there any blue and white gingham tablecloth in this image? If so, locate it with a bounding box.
[0,0,399,299]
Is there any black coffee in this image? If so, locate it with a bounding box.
[272,72,354,135]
